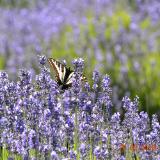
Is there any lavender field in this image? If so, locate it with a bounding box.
[0,0,160,159]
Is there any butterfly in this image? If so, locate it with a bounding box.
[48,58,86,90]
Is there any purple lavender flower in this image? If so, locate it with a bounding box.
[93,146,101,158]
[72,58,84,72]
[28,129,39,149]
[92,70,100,85]
[38,55,47,66]
[51,150,59,160]
[18,69,32,86]
[0,57,159,159]
[69,150,77,160]
[79,143,87,158]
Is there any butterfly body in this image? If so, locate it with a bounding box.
[48,58,75,90]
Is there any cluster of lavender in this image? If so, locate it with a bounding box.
[0,57,159,159]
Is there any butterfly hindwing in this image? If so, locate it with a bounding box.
[65,71,75,85]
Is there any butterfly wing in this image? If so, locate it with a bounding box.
[48,58,86,89]
[65,71,75,85]
[48,58,67,84]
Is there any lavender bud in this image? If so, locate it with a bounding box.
[38,55,47,65]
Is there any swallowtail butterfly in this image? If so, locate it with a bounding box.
[48,58,85,90]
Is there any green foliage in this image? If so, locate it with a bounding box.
[113,11,131,29]
[141,53,160,113]
[0,148,9,160]
[51,25,77,62]
[0,0,27,8]
[140,18,151,29]
[104,10,131,40]
[0,55,5,70]
[126,53,160,115]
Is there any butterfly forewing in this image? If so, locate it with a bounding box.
[48,58,67,83]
